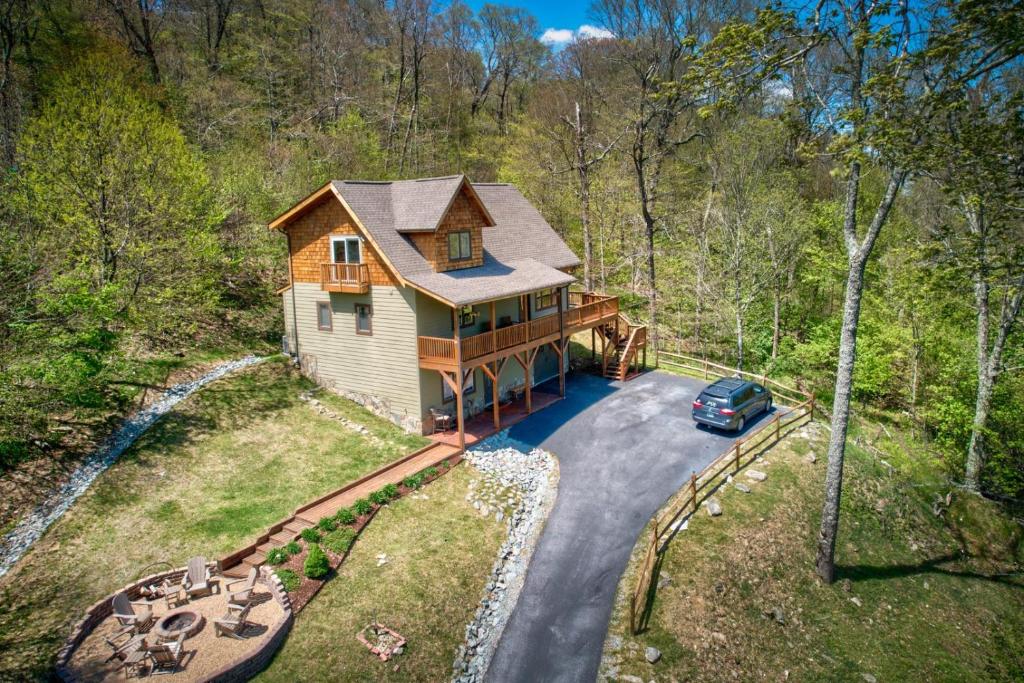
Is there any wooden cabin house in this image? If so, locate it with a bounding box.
[271,175,646,449]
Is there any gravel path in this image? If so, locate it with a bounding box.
[0,355,270,578]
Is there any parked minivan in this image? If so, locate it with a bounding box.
[691,377,773,432]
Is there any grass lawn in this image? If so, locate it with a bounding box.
[607,421,1024,682]
[0,356,427,680]
[258,464,503,682]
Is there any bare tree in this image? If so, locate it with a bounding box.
[101,0,167,83]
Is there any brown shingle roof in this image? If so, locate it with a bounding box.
[330,177,580,305]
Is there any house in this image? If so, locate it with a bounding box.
[271,175,646,449]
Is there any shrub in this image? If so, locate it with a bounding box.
[276,569,300,592]
[284,541,301,555]
[317,516,338,532]
[353,498,372,515]
[369,489,389,505]
[300,527,321,543]
[322,527,357,554]
[439,459,450,470]
[382,483,400,499]
[266,547,289,566]
[303,543,330,579]
[334,507,356,525]
[403,473,424,490]
[422,466,438,479]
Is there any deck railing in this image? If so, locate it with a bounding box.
[320,262,370,292]
[417,292,621,365]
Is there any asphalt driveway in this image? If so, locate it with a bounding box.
[485,370,773,682]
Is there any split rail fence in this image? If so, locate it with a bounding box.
[627,351,815,634]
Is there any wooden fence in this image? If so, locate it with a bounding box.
[627,351,815,634]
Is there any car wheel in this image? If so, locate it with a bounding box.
[736,416,745,432]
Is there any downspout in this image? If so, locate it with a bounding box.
[287,230,301,365]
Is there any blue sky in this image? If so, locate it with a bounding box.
[460,0,612,46]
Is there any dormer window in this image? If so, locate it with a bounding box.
[331,235,362,264]
[448,231,472,261]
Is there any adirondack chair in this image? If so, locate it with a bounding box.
[429,407,452,433]
[214,603,254,639]
[146,632,187,675]
[225,567,263,606]
[181,556,217,599]
[111,592,155,633]
[103,631,144,663]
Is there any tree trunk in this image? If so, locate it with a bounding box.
[965,264,990,491]
[574,102,595,292]
[771,284,781,359]
[816,165,905,583]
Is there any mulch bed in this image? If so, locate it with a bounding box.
[273,454,464,613]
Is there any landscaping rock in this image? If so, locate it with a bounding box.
[711,632,728,646]
[0,355,268,579]
[657,572,672,589]
[734,482,751,494]
[861,674,877,683]
[805,452,817,464]
[452,435,557,683]
[620,675,644,683]
[706,499,723,516]
[745,469,768,482]
[850,597,863,607]
[608,635,624,652]
[644,646,662,663]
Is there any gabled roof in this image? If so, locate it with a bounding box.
[270,176,581,306]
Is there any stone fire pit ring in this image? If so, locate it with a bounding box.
[153,608,206,641]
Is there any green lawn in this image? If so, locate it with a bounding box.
[0,356,428,680]
[259,464,503,681]
[607,421,1024,682]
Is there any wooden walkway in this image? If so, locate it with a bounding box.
[220,440,461,577]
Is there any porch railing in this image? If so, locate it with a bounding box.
[417,292,621,366]
[320,262,370,292]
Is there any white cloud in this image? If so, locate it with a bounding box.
[539,25,615,46]
[540,28,575,45]
[576,25,615,40]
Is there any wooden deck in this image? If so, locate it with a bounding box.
[428,390,561,447]
[417,292,620,370]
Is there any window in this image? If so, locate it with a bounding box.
[331,236,362,264]
[316,302,332,331]
[535,288,558,311]
[442,369,475,402]
[456,305,477,328]
[447,231,472,261]
[355,303,372,335]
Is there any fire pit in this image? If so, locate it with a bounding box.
[153,608,205,641]
[357,622,406,661]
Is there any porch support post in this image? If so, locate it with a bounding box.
[524,351,532,414]
[490,300,497,354]
[452,306,465,452]
[481,361,500,431]
[591,327,596,362]
[557,287,566,397]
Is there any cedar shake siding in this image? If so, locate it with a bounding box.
[407,189,488,272]
[285,196,397,287]
[287,282,422,432]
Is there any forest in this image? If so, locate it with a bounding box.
[0,0,1020,523]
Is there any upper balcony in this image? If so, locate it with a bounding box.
[320,262,370,294]
[417,292,620,370]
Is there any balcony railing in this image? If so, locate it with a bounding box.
[320,262,370,294]
[417,292,619,366]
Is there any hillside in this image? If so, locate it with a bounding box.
[604,419,1024,681]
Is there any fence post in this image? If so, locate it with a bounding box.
[689,472,698,512]
[734,441,741,472]
[629,592,636,634]
[810,395,815,420]
[703,359,708,379]
[775,414,781,442]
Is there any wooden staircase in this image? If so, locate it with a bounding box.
[599,315,648,381]
[219,441,461,578]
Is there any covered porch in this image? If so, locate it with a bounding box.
[419,290,621,452]
[428,388,562,447]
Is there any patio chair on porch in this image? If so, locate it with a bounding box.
[429,408,452,434]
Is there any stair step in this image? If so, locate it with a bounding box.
[271,529,297,544]
[283,519,313,534]
[222,564,251,579]
[242,551,266,567]
[257,542,275,554]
